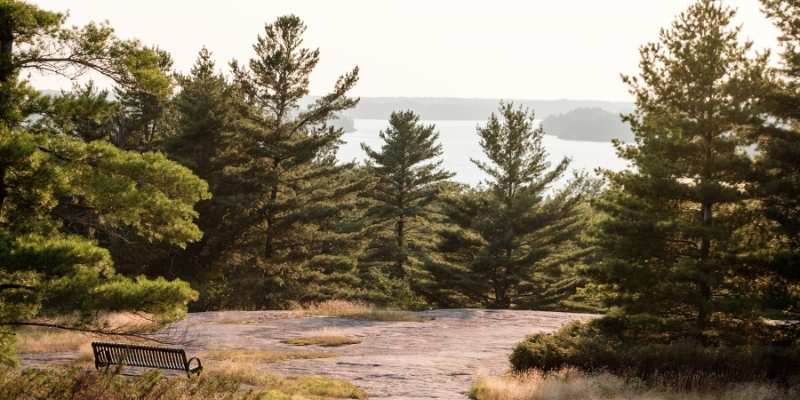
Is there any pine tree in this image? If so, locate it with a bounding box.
[428,103,588,308]
[219,15,365,307]
[591,0,768,340]
[29,82,118,142]
[169,48,230,180]
[754,0,800,327]
[0,1,209,365]
[0,129,208,366]
[161,47,237,299]
[0,1,172,130]
[359,111,453,305]
[112,47,175,151]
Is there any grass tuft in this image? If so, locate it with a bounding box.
[284,335,361,347]
[293,300,430,322]
[346,309,430,322]
[292,300,374,317]
[201,348,336,364]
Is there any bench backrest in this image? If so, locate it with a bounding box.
[92,342,189,371]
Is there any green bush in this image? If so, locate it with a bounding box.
[510,320,800,386]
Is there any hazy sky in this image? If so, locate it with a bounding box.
[29,0,780,102]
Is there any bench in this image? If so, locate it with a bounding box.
[91,342,202,377]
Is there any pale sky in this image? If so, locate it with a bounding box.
[29,0,780,102]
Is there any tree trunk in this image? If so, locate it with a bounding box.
[395,176,406,278]
[493,284,509,309]
[0,9,12,84]
[697,202,713,331]
[0,8,15,126]
[396,213,405,277]
[264,182,279,258]
[0,163,7,220]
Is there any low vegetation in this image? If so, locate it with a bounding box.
[470,369,798,400]
[510,321,800,385]
[0,366,367,400]
[201,348,336,364]
[284,335,361,347]
[15,329,90,354]
[292,300,374,317]
[293,300,431,322]
[14,313,160,354]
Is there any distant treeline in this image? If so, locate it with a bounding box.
[542,108,634,142]
[337,97,633,121]
[42,90,627,140]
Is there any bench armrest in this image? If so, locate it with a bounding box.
[187,357,203,376]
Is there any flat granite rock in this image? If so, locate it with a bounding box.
[21,309,593,399]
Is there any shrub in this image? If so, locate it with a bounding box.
[510,321,800,386]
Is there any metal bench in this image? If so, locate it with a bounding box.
[91,342,202,377]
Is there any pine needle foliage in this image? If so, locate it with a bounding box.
[359,110,454,306]
[427,103,589,308]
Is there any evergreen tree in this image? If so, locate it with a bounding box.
[170,47,230,181]
[112,47,175,151]
[0,1,171,129]
[754,0,800,328]
[0,1,209,365]
[220,15,365,307]
[428,103,588,308]
[591,0,768,340]
[359,111,453,305]
[0,129,208,366]
[162,47,236,299]
[29,82,118,142]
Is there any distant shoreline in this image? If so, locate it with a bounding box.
[345,117,632,143]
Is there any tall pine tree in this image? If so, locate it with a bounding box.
[754,0,800,330]
[428,103,588,308]
[359,111,453,306]
[160,48,238,303]
[591,0,768,340]
[220,15,366,307]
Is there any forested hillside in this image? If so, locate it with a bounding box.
[542,107,634,142]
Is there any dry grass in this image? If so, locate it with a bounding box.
[202,353,367,398]
[470,369,798,400]
[0,364,367,400]
[201,348,336,364]
[14,312,160,354]
[284,335,362,347]
[348,309,430,322]
[292,300,374,317]
[205,360,367,399]
[293,300,431,322]
[15,330,90,354]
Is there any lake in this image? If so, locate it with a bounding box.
[338,119,629,187]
